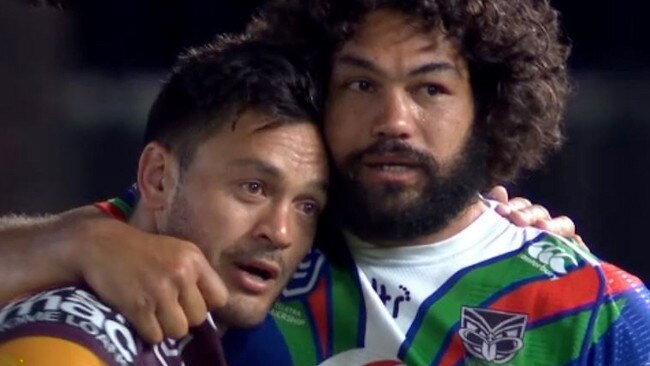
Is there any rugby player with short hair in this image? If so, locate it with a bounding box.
[0,38,329,365]
[3,0,648,364]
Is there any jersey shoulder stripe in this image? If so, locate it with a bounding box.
[400,233,601,365]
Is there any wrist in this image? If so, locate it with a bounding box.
[53,206,109,285]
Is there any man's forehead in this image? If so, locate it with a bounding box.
[331,9,466,77]
[223,115,327,176]
[348,10,441,45]
[226,109,287,133]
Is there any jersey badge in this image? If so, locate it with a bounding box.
[281,249,326,298]
[458,307,528,364]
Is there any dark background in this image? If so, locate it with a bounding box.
[1,0,649,282]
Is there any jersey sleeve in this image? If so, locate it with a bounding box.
[0,287,145,366]
[94,184,139,221]
[586,263,650,365]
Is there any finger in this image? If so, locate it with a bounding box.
[196,259,229,311]
[504,210,531,227]
[536,215,576,237]
[156,296,189,340]
[521,205,551,222]
[179,285,208,327]
[126,308,164,344]
[507,197,532,211]
[508,205,551,227]
[494,202,512,216]
[122,294,164,344]
[486,185,509,203]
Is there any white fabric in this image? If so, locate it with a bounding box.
[345,199,544,336]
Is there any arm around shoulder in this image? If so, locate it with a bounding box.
[0,205,120,304]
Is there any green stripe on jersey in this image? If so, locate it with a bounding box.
[331,262,363,354]
[403,242,570,365]
[272,300,318,365]
[590,298,625,345]
[108,197,133,217]
[517,310,593,365]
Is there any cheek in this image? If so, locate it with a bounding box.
[286,222,317,267]
[421,101,474,156]
[187,191,255,251]
[325,110,361,166]
[284,243,312,281]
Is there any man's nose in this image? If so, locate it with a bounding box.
[371,89,417,140]
[253,203,292,249]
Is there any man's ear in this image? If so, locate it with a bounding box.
[136,141,180,210]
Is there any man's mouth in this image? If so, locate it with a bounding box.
[366,164,415,172]
[360,154,421,179]
[232,259,281,294]
[363,154,420,168]
[238,264,276,281]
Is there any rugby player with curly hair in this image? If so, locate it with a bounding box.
[1,0,648,365]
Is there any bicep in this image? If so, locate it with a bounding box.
[0,206,103,305]
[0,336,108,366]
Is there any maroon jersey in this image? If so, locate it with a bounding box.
[0,286,227,365]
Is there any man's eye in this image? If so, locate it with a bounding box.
[348,80,374,92]
[241,181,265,196]
[423,84,445,96]
[297,201,320,217]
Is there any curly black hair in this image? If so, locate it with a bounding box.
[144,35,321,169]
[247,0,571,185]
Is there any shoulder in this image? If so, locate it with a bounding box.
[517,233,649,313]
[515,232,598,276]
[598,261,649,318]
[0,286,143,366]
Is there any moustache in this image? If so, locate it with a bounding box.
[227,245,285,272]
[343,139,438,173]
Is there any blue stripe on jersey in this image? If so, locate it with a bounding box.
[223,315,293,365]
[429,272,552,366]
[585,286,650,365]
[579,264,607,362]
[398,233,547,360]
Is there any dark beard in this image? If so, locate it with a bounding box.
[330,130,488,244]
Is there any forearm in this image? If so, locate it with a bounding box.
[0,206,103,304]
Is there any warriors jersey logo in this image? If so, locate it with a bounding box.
[458,307,527,364]
[282,249,326,298]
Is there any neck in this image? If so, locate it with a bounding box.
[370,198,488,247]
[128,203,158,233]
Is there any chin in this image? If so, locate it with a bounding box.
[214,295,273,329]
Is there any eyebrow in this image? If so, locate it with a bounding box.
[334,54,460,78]
[228,158,329,197]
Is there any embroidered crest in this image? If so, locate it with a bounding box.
[458,307,527,364]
